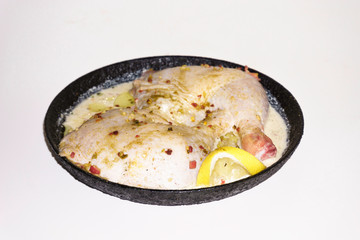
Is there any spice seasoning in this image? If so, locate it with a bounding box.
[118,151,128,159]
[165,149,173,155]
[109,130,119,136]
[186,146,193,154]
[147,75,153,83]
[132,119,140,126]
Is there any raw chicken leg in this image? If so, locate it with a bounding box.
[132,65,277,160]
[60,108,214,189]
[207,74,277,160]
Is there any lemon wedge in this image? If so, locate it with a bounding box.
[196,146,266,187]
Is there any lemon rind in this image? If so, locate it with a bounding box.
[196,146,266,187]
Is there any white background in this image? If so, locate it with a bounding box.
[1,0,359,239]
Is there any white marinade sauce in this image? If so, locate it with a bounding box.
[262,107,288,167]
[63,82,133,134]
[62,81,288,183]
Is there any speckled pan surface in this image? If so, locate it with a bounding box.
[44,56,304,205]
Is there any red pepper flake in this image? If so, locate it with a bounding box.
[165,149,173,155]
[138,90,143,93]
[90,165,101,175]
[221,179,225,185]
[197,94,202,98]
[187,146,193,154]
[165,80,171,84]
[189,160,197,169]
[191,103,198,108]
[70,152,75,158]
[199,145,204,150]
[109,130,119,136]
[210,104,214,107]
[196,126,201,129]
[168,122,173,125]
[94,113,103,122]
[135,135,140,138]
[208,125,212,128]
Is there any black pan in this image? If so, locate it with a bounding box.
[44,56,304,205]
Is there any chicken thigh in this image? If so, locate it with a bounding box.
[60,108,214,189]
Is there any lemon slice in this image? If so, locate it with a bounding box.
[196,146,266,187]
